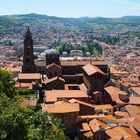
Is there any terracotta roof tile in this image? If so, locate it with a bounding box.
[83,63,106,76]
[125,105,140,117]
[82,123,91,131]
[42,103,79,113]
[45,90,88,102]
[20,99,37,107]
[61,60,106,66]
[94,104,113,111]
[104,86,128,102]
[130,87,140,96]
[132,115,140,132]
[45,77,65,84]
[114,111,129,118]
[82,131,94,138]
[128,97,140,105]
[15,82,33,90]
[69,99,95,108]
[106,126,140,140]
[18,73,41,80]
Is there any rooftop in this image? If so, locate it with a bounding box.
[106,126,140,140]
[46,63,61,69]
[128,97,140,105]
[18,73,41,80]
[125,105,140,117]
[114,111,129,118]
[83,63,106,76]
[133,115,140,133]
[35,60,106,67]
[61,60,106,66]
[20,99,38,107]
[104,86,128,102]
[69,99,95,108]
[42,103,79,113]
[130,87,140,96]
[94,104,113,111]
[15,82,33,90]
[45,77,65,84]
[45,90,88,102]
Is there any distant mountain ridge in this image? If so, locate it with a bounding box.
[2,13,140,23]
[0,13,140,33]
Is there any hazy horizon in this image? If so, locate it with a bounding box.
[1,12,140,19]
[0,0,140,18]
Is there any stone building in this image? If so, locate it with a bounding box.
[22,27,36,73]
[42,101,79,136]
[22,28,110,89]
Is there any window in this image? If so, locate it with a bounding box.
[95,73,101,79]
[68,86,80,90]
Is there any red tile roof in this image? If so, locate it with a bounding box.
[61,60,106,66]
[83,63,106,76]
[18,73,41,80]
[130,87,140,96]
[20,99,37,107]
[45,90,88,102]
[125,105,140,117]
[132,115,140,133]
[45,77,65,84]
[42,103,79,113]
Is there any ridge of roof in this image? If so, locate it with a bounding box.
[46,63,61,69]
[45,76,65,84]
[83,63,106,76]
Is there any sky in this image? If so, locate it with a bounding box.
[0,0,140,18]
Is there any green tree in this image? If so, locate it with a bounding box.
[0,94,65,140]
[0,94,29,140]
[0,69,17,98]
[28,111,65,140]
[0,69,66,140]
[55,45,63,54]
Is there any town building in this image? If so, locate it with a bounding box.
[18,28,140,139]
[21,28,110,95]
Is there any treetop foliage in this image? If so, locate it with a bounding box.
[0,69,66,140]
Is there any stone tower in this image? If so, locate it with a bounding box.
[22,27,35,73]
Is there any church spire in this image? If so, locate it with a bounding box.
[25,26,32,39]
[22,26,35,73]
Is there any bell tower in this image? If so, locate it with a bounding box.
[22,27,35,73]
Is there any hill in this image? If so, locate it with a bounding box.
[1,13,140,32]
[0,13,140,47]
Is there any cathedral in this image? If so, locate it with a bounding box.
[22,27,110,98]
[22,27,36,73]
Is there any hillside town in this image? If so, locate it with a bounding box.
[1,26,139,140]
